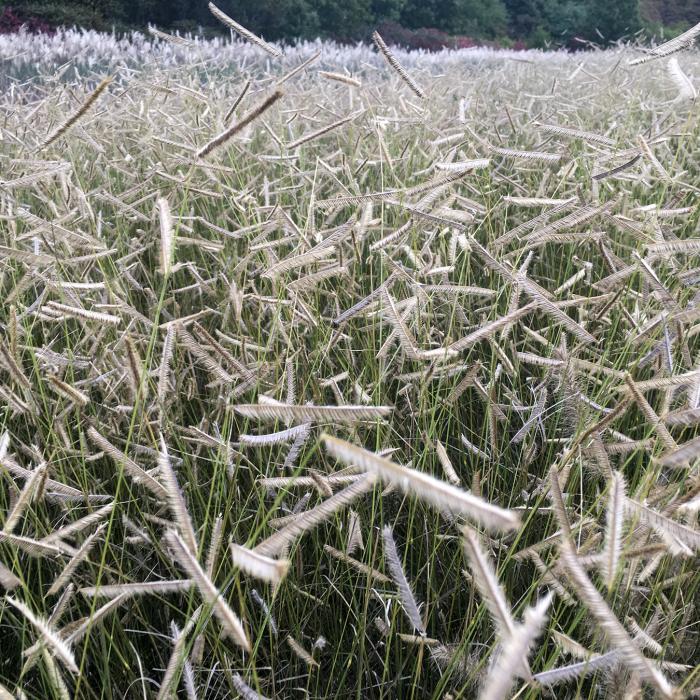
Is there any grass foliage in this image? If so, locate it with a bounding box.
[0,23,698,700]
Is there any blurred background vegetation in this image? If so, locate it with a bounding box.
[0,0,699,49]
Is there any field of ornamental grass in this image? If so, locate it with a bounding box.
[0,10,698,699]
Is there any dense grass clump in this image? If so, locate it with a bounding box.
[0,24,698,700]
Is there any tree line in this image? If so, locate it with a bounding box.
[5,0,700,48]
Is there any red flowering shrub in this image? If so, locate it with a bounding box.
[453,36,480,49]
[374,21,520,52]
[0,6,54,35]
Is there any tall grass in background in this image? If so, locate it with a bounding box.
[0,18,698,699]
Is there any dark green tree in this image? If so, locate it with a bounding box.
[371,0,406,23]
[448,0,507,37]
[315,0,373,40]
[397,0,436,29]
[399,0,506,37]
[502,0,545,38]
[503,0,638,45]
[213,0,319,40]
[582,0,641,42]
[543,1,587,43]
[13,0,128,29]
